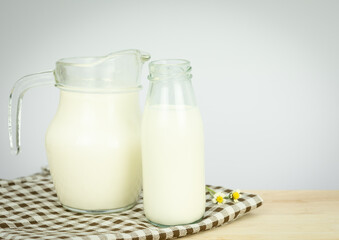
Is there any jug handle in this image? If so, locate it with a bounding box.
[8,71,55,155]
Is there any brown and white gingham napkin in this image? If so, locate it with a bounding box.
[0,168,263,240]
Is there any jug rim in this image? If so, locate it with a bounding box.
[56,49,150,67]
[53,49,150,92]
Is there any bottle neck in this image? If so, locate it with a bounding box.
[146,59,197,107]
[146,78,197,107]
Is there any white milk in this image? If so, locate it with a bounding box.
[45,90,142,211]
[142,105,205,225]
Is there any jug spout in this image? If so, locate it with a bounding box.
[140,51,151,63]
[54,49,151,92]
[105,49,150,63]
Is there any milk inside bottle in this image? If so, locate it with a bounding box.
[142,60,206,226]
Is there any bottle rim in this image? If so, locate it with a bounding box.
[148,59,192,81]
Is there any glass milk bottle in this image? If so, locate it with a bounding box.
[8,50,150,213]
[142,59,205,226]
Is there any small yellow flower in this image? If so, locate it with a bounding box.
[229,189,241,202]
[212,192,226,205]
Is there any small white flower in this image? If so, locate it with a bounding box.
[212,192,226,205]
[229,189,241,202]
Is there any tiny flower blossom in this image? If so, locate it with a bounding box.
[212,192,226,205]
[229,189,241,202]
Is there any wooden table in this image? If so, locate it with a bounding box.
[186,191,339,240]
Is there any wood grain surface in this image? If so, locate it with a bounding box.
[186,191,339,240]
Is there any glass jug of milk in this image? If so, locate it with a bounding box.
[142,59,205,226]
[8,49,150,213]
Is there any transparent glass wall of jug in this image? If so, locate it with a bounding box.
[8,50,150,213]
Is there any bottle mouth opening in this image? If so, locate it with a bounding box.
[150,59,190,66]
[148,59,192,81]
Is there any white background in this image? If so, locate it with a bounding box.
[0,0,338,189]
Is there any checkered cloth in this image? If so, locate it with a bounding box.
[0,168,263,240]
